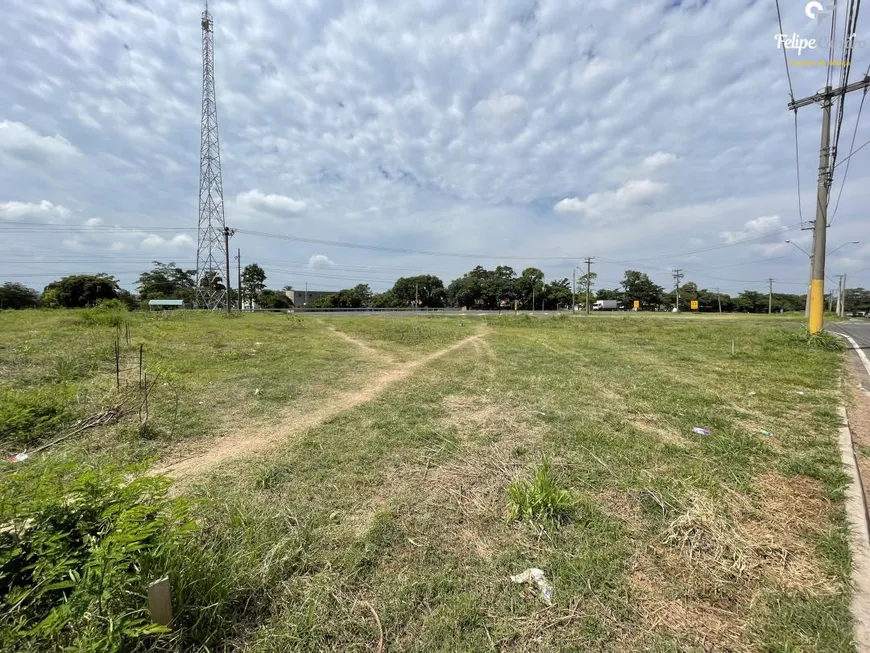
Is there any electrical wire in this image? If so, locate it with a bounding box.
[831,61,870,222]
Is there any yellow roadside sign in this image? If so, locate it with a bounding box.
[633,300,639,309]
[690,300,699,310]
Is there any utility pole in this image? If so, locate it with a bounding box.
[672,269,684,312]
[716,287,722,313]
[415,282,418,312]
[572,268,576,313]
[223,227,234,314]
[768,278,774,315]
[789,73,870,333]
[305,281,308,308]
[584,257,594,315]
[842,274,849,317]
[236,248,242,311]
[532,286,535,313]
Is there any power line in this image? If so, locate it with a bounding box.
[831,61,870,223]
[775,0,806,225]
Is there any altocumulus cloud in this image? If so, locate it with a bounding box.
[1,0,870,294]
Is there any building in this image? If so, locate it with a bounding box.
[292,290,336,308]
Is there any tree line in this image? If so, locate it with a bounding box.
[0,262,860,313]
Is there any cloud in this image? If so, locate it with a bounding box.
[141,233,195,248]
[235,189,306,215]
[554,180,667,219]
[85,217,103,227]
[0,200,71,222]
[643,152,679,170]
[308,254,336,268]
[720,215,787,244]
[1,0,870,296]
[0,121,81,164]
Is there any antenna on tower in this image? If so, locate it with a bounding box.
[195,0,229,310]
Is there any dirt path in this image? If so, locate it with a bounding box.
[325,325,394,362]
[156,332,483,480]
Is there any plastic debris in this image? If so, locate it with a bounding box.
[692,427,711,436]
[762,430,773,437]
[510,568,553,605]
[796,391,805,396]
[748,391,757,397]
[254,388,261,396]
[7,453,29,463]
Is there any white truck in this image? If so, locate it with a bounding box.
[592,300,620,311]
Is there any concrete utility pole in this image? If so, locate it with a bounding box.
[789,73,870,333]
[672,269,684,312]
[842,274,849,317]
[584,257,594,315]
[572,268,576,313]
[768,278,774,315]
[236,248,242,311]
[716,287,722,313]
[415,282,418,312]
[223,227,234,314]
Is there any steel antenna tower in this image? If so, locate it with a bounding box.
[195,1,229,310]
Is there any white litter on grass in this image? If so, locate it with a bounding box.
[797,391,805,396]
[7,453,29,463]
[510,568,553,605]
[748,391,757,397]
[254,388,261,396]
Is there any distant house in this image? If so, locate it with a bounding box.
[148,299,185,311]
[292,290,336,308]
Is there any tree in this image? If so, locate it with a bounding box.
[517,268,545,309]
[314,284,372,308]
[736,290,765,313]
[391,275,445,308]
[545,278,573,309]
[372,290,405,308]
[240,263,267,309]
[0,282,40,309]
[137,262,195,301]
[43,274,119,308]
[621,270,663,309]
[257,289,292,309]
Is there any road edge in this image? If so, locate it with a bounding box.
[834,330,870,651]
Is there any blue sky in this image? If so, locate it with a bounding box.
[1,0,869,296]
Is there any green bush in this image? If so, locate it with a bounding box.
[0,463,191,651]
[77,307,128,328]
[507,459,575,524]
[0,387,74,449]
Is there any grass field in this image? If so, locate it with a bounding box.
[0,309,854,651]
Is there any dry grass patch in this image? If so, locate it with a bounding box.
[623,470,839,650]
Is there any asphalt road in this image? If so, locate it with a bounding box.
[831,319,870,348]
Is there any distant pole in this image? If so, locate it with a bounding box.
[768,278,774,315]
[584,257,594,315]
[305,281,308,308]
[415,282,418,312]
[237,248,242,311]
[672,269,684,312]
[532,286,535,313]
[717,287,722,313]
[223,227,233,314]
[572,268,576,313]
[843,274,848,316]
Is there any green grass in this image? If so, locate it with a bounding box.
[0,310,855,651]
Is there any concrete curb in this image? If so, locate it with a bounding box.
[838,406,870,652]
[832,330,870,650]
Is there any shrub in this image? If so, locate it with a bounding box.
[790,328,844,351]
[0,463,191,651]
[507,459,575,524]
[0,387,74,450]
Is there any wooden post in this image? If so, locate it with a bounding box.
[138,344,144,389]
[114,337,121,393]
[147,577,173,627]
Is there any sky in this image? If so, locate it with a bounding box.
[1,0,870,298]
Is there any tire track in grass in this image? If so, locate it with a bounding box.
[156,332,484,480]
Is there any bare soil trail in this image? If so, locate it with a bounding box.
[156,331,483,480]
